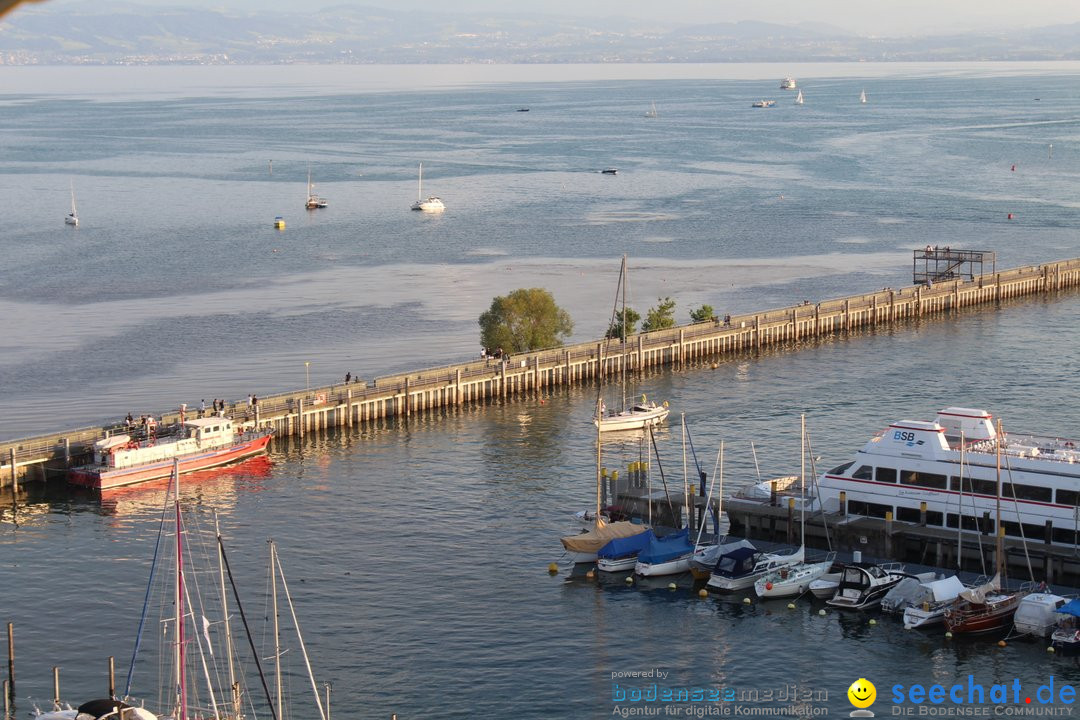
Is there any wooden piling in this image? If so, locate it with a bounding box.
[6,623,13,705]
[108,656,114,699]
[52,666,59,710]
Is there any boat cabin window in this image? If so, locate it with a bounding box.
[847,500,892,519]
[946,513,984,532]
[1002,482,1052,503]
[841,567,864,583]
[875,467,897,483]
[900,470,947,489]
[828,461,854,476]
[1053,526,1080,544]
[1057,489,1080,506]
[212,425,220,433]
[896,506,943,526]
[1001,520,1049,541]
[852,465,873,480]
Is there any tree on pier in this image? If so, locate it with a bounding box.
[642,297,676,332]
[689,304,716,323]
[479,288,574,353]
[605,308,640,340]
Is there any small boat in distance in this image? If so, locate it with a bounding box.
[601,168,618,175]
[795,89,804,105]
[517,107,530,112]
[305,167,327,209]
[411,162,445,212]
[274,215,286,229]
[645,100,659,118]
[752,100,776,108]
[68,415,272,490]
[780,78,797,90]
[65,181,79,226]
[860,89,867,104]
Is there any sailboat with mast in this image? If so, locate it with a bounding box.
[561,398,650,563]
[794,89,804,105]
[943,419,1034,634]
[754,415,835,599]
[65,181,79,226]
[411,161,445,212]
[645,101,659,118]
[595,256,669,432]
[305,167,327,209]
[859,89,867,104]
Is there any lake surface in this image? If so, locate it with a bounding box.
[2,63,1080,719]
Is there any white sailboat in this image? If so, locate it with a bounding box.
[562,398,649,563]
[754,416,835,599]
[595,256,670,432]
[65,181,79,226]
[305,167,327,209]
[859,89,867,104]
[794,89,804,105]
[645,100,659,118]
[411,161,445,212]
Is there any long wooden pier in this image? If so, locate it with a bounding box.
[3,257,1080,489]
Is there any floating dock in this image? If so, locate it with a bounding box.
[3,257,1080,490]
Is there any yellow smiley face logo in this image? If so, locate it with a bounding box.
[848,678,876,709]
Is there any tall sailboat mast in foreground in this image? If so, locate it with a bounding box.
[561,398,649,563]
[595,255,669,432]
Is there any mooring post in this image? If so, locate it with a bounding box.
[8,449,16,496]
[108,656,115,699]
[404,377,411,416]
[52,667,59,710]
[3,679,8,719]
[6,622,13,705]
[298,398,304,438]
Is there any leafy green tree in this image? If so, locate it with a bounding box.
[689,304,715,323]
[479,288,574,353]
[605,308,640,339]
[642,297,677,332]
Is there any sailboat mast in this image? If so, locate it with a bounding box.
[214,513,240,720]
[957,432,965,571]
[271,540,284,720]
[620,255,628,413]
[995,420,1004,582]
[417,163,423,202]
[595,398,603,518]
[800,414,806,549]
[272,545,328,720]
[174,459,188,720]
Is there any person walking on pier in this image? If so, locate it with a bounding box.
[345,371,351,384]
[200,399,206,417]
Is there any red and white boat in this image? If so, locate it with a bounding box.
[69,417,272,490]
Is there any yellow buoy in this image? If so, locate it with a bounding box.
[586,570,595,579]
[668,583,677,591]
[945,631,953,639]
[1048,646,1056,653]
[273,216,286,229]
[869,619,877,626]
[787,603,796,610]
[625,576,634,584]
[698,589,708,598]
[998,640,1007,648]
[547,562,558,574]
[818,609,826,616]
[743,597,752,604]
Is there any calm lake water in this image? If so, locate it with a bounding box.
[2,63,1080,719]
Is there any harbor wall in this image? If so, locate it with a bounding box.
[3,257,1080,489]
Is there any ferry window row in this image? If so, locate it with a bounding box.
[850,505,1080,544]
[848,464,1058,503]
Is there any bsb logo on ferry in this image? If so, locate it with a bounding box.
[892,431,925,447]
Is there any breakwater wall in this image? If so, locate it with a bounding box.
[4,258,1080,489]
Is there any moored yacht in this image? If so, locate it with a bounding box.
[814,408,1080,550]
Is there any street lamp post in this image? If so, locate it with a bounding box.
[305,361,311,390]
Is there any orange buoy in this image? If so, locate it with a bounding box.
[1008,213,1014,219]
[765,582,773,591]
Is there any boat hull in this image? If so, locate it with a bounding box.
[597,556,638,572]
[943,594,1024,634]
[69,433,272,490]
[635,556,691,577]
[596,406,669,432]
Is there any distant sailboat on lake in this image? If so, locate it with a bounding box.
[645,100,659,118]
[794,89,804,105]
[860,89,867,104]
[65,181,79,227]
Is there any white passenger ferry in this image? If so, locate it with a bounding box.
[812,408,1080,547]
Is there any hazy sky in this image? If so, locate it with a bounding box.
[46,0,1080,36]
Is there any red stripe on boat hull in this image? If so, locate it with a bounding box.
[69,433,272,490]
